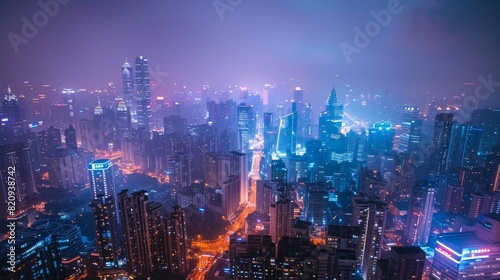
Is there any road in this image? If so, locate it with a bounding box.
[189,135,262,279]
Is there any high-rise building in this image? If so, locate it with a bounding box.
[270,197,293,243]
[470,109,500,156]
[326,225,360,251]
[357,168,387,199]
[164,205,190,276]
[319,87,343,143]
[116,101,131,139]
[0,232,63,278]
[405,180,435,246]
[49,148,87,189]
[0,143,37,219]
[88,159,114,199]
[304,184,329,228]
[447,124,482,170]
[64,125,77,150]
[386,246,425,280]
[89,195,120,270]
[367,122,395,154]
[2,86,25,136]
[135,56,153,133]
[117,190,153,277]
[484,143,500,192]
[431,113,454,177]
[276,102,297,155]
[256,180,277,215]
[47,126,62,152]
[431,214,500,279]
[352,194,388,280]
[163,115,187,136]
[166,153,191,191]
[271,159,288,182]
[229,151,248,204]
[222,176,241,221]
[122,58,135,120]
[237,103,254,152]
[229,235,276,280]
[398,106,421,153]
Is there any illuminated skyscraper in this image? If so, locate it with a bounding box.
[367,122,395,154]
[229,151,248,203]
[276,102,297,155]
[398,106,421,153]
[431,113,454,177]
[135,56,153,133]
[2,86,25,135]
[0,143,37,219]
[121,58,135,120]
[89,159,114,199]
[352,194,387,280]
[386,246,425,280]
[431,214,500,279]
[89,195,120,270]
[270,197,293,243]
[319,87,343,143]
[117,190,153,277]
[237,103,254,152]
[116,101,131,139]
[404,180,435,246]
[165,206,190,276]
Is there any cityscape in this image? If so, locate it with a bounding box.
[1,1,500,280]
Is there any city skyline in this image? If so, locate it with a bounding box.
[1,1,500,280]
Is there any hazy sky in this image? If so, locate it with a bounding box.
[1,0,499,103]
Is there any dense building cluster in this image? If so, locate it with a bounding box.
[1,56,500,279]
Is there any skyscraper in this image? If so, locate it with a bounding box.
[304,184,329,228]
[367,122,395,154]
[431,214,500,279]
[89,195,120,270]
[165,206,190,276]
[117,190,153,277]
[237,103,254,152]
[229,151,249,204]
[0,143,37,219]
[116,100,131,139]
[319,87,343,143]
[122,58,135,120]
[2,86,25,136]
[270,197,293,243]
[88,159,114,199]
[135,56,153,133]
[398,106,421,153]
[431,113,454,177]
[222,176,241,221]
[352,194,388,280]
[404,180,435,246]
[276,102,297,155]
[386,246,425,280]
[470,109,500,156]
[64,125,77,151]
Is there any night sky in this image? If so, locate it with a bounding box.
[1,0,500,103]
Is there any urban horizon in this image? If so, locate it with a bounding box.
[1,1,500,280]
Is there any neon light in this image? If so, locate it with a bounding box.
[462,255,489,260]
[436,247,460,264]
[437,241,461,256]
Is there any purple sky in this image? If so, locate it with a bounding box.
[1,0,499,104]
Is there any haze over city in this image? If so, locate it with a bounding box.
[1,1,500,280]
